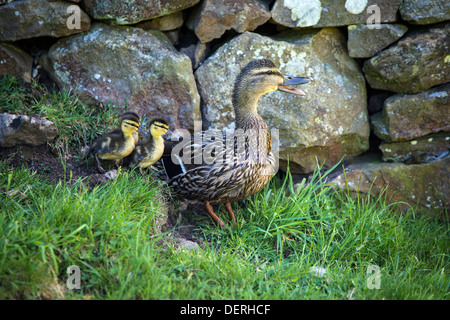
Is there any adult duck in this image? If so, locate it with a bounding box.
[161,59,311,227]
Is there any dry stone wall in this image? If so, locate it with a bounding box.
[0,0,448,214]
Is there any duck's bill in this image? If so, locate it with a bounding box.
[162,129,173,139]
[278,85,306,95]
[278,76,312,95]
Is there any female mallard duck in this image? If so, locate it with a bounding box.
[123,118,171,171]
[89,111,146,173]
[160,59,311,228]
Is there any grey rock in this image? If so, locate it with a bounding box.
[0,41,33,82]
[180,41,210,69]
[187,0,271,43]
[370,112,389,141]
[176,238,199,251]
[371,83,450,142]
[380,132,450,164]
[0,0,90,41]
[81,0,201,25]
[347,24,407,58]
[0,113,58,147]
[400,0,450,25]
[363,23,450,93]
[330,154,449,216]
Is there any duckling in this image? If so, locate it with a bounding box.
[88,111,146,173]
[123,118,171,171]
[160,59,311,227]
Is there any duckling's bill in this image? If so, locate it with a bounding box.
[278,76,312,95]
[164,129,173,136]
[138,126,147,134]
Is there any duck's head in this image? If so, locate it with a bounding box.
[232,59,311,102]
[120,111,147,136]
[148,118,171,138]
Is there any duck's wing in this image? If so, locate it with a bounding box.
[155,126,274,185]
[122,145,142,167]
[159,127,272,175]
[156,130,225,178]
[167,161,247,202]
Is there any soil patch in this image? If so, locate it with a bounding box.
[0,144,108,186]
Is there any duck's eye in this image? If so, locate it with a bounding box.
[266,70,273,75]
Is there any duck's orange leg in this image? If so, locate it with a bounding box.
[225,202,236,225]
[204,201,225,228]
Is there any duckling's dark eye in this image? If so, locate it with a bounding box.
[266,70,273,75]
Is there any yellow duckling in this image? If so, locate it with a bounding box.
[89,111,146,173]
[123,118,171,171]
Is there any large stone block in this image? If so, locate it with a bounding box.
[347,24,407,58]
[400,0,450,25]
[379,132,450,164]
[0,42,33,82]
[0,0,90,41]
[330,155,449,216]
[371,84,450,142]
[41,23,200,131]
[186,0,271,43]
[363,23,450,94]
[81,0,200,25]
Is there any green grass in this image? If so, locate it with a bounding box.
[0,162,448,300]
[0,164,168,299]
[0,75,448,300]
